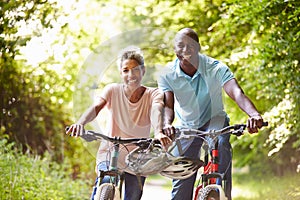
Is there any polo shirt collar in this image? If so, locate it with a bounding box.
[175,55,201,80]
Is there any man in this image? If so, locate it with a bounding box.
[158,28,264,200]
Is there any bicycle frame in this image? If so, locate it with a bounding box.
[97,143,124,199]
[194,136,227,200]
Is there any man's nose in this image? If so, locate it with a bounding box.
[183,45,192,52]
[183,45,188,51]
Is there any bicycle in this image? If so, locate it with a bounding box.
[66,127,201,200]
[170,122,268,200]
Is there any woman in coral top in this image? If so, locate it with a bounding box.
[66,46,172,200]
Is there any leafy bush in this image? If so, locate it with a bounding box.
[0,138,91,200]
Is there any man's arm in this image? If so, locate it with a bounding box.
[162,91,176,138]
[223,78,263,133]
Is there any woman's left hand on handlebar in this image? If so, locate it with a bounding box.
[247,114,264,133]
[66,124,84,137]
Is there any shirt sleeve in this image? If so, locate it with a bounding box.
[216,62,234,86]
[157,63,174,92]
[99,83,115,107]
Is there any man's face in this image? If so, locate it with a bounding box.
[174,34,200,65]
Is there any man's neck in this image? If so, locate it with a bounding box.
[179,58,199,77]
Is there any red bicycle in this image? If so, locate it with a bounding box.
[172,122,268,200]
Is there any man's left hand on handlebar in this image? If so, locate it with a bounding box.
[65,124,84,137]
[247,114,264,133]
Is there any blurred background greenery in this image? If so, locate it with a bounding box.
[1,0,299,199]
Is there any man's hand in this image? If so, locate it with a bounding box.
[163,124,176,140]
[65,124,84,137]
[247,114,264,133]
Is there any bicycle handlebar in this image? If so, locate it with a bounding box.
[65,126,159,147]
[175,121,268,138]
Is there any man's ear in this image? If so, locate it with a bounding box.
[198,43,201,52]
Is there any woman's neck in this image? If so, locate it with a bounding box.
[123,85,146,103]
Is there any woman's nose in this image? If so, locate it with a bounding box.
[128,69,134,76]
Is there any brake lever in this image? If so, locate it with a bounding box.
[80,131,99,142]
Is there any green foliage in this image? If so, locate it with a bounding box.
[0,138,91,199]
[114,0,300,175]
[0,0,103,174]
[1,0,299,184]
[0,0,67,160]
[214,0,300,174]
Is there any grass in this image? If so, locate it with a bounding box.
[232,172,300,199]
[146,169,300,200]
[0,139,91,200]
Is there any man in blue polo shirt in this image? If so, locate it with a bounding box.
[158,28,264,200]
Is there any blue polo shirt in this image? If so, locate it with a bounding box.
[158,53,234,129]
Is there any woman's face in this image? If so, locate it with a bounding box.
[120,59,145,88]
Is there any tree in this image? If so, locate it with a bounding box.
[0,0,67,159]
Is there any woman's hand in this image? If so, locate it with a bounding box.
[65,124,84,137]
[155,131,173,150]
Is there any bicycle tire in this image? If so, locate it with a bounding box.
[94,183,115,200]
[196,187,219,200]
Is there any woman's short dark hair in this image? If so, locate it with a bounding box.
[117,46,144,69]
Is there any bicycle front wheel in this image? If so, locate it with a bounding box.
[196,184,227,200]
[94,183,115,200]
[197,187,219,200]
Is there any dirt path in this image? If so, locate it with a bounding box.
[141,176,171,200]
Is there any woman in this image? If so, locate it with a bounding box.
[66,46,171,200]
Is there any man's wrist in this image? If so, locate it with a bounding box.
[249,113,261,118]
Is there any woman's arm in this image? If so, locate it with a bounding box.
[66,97,107,136]
[150,89,172,148]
